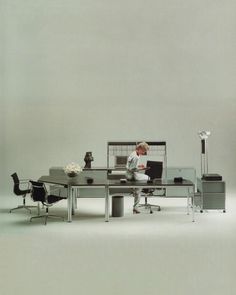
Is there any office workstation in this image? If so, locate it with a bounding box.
[34,141,198,223]
[26,138,227,224]
[8,137,226,225]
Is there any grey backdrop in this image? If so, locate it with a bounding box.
[1,0,236,193]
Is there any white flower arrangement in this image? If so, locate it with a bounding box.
[64,162,82,176]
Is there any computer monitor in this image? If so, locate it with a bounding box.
[145,161,163,180]
[115,156,128,168]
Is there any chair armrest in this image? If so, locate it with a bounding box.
[19,179,31,189]
[19,179,30,183]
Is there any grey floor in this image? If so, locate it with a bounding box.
[0,192,236,295]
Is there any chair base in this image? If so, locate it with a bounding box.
[139,191,163,214]
[138,203,161,214]
[30,214,64,225]
[9,205,38,214]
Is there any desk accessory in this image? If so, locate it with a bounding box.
[147,180,153,184]
[120,178,127,184]
[86,177,94,184]
[84,152,94,168]
[174,177,183,183]
[202,174,222,181]
[64,162,82,178]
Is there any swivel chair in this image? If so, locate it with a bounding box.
[29,180,66,225]
[10,172,37,213]
[139,161,165,214]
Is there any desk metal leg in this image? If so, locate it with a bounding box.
[187,188,190,215]
[105,186,109,222]
[67,185,72,222]
[74,188,78,209]
[192,187,195,222]
[72,188,75,216]
[72,188,78,215]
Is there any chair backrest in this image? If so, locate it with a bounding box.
[145,161,163,180]
[11,172,22,195]
[30,181,47,202]
[11,172,19,184]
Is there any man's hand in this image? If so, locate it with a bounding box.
[138,164,145,170]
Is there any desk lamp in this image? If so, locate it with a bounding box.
[198,131,211,176]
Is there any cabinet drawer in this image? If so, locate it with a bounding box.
[197,179,225,193]
[201,192,225,198]
[202,193,225,210]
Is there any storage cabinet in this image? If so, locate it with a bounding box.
[197,178,226,212]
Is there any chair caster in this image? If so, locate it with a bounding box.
[150,210,153,214]
[223,210,226,213]
[200,210,203,213]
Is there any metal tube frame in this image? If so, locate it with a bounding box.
[106,183,195,222]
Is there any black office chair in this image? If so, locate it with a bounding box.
[29,180,66,225]
[139,161,165,214]
[10,172,37,213]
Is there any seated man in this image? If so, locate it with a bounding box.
[126,142,149,214]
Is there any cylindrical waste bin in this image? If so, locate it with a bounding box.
[112,195,124,217]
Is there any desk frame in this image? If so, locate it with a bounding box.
[106,182,195,222]
[38,176,195,223]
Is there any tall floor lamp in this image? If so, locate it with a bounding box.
[198,131,211,176]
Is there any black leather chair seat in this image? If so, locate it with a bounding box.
[47,195,66,204]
